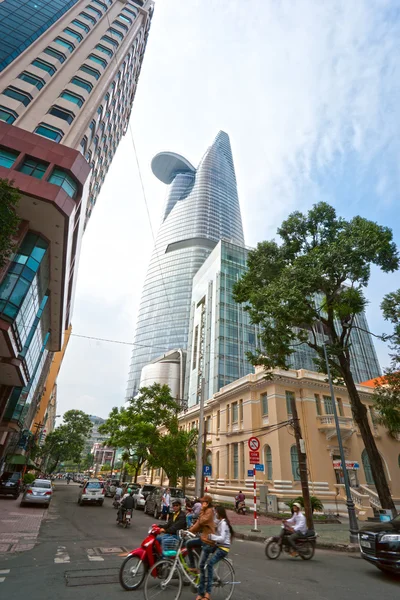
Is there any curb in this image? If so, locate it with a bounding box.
[235,532,360,553]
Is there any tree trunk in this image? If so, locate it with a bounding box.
[338,354,396,512]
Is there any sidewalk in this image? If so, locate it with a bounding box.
[0,497,47,554]
[226,510,359,552]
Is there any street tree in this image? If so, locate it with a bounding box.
[0,178,20,269]
[41,410,93,473]
[233,202,398,511]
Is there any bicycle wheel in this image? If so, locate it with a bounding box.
[211,557,235,600]
[119,555,147,590]
[144,559,182,600]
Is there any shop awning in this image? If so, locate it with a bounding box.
[5,454,40,469]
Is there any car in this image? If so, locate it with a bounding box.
[0,471,22,498]
[77,479,105,506]
[144,486,186,519]
[20,479,53,507]
[132,484,156,510]
[359,514,400,574]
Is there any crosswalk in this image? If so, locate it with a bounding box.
[0,569,10,583]
[51,545,128,564]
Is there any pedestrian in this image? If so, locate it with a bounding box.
[186,494,215,576]
[161,487,171,521]
[197,506,234,600]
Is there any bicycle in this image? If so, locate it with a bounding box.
[143,530,237,600]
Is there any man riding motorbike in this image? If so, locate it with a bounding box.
[235,490,245,511]
[283,502,308,556]
[157,499,187,551]
[117,490,134,523]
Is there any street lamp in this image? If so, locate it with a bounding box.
[315,315,359,544]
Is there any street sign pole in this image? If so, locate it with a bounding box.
[252,467,260,532]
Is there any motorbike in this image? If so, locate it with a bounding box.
[113,493,121,509]
[265,524,316,560]
[117,508,132,528]
[119,524,163,590]
[235,500,247,515]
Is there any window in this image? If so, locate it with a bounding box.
[113,20,128,32]
[18,72,45,90]
[95,44,113,58]
[0,148,19,168]
[43,48,66,63]
[86,4,102,18]
[239,399,243,423]
[286,390,294,416]
[233,443,238,479]
[337,398,344,417]
[72,19,90,33]
[323,395,334,415]
[80,11,96,25]
[89,120,96,140]
[34,124,64,142]
[80,137,87,155]
[370,407,378,426]
[48,106,75,124]
[70,77,93,93]
[291,445,300,481]
[314,394,322,415]
[79,64,101,80]
[88,54,107,68]
[92,0,107,9]
[60,91,84,107]
[122,6,137,17]
[362,449,374,485]
[118,14,132,25]
[261,393,268,416]
[101,35,119,47]
[0,107,18,124]
[108,27,123,40]
[54,38,75,53]
[265,445,273,480]
[64,28,83,42]
[2,87,32,107]
[217,410,220,431]
[19,158,48,179]
[192,325,198,369]
[232,401,238,423]
[48,168,78,198]
[226,404,230,426]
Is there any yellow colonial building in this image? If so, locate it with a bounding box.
[178,367,400,517]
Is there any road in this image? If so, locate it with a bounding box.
[0,482,398,599]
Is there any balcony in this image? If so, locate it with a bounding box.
[317,415,354,440]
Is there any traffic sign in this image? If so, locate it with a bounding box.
[249,451,260,464]
[203,465,212,476]
[255,464,264,472]
[248,436,260,451]
[247,469,254,477]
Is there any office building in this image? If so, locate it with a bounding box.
[185,240,382,408]
[126,131,245,398]
[178,366,400,516]
[0,0,154,464]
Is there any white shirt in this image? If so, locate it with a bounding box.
[286,511,307,534]
[163,493,171,506]
[116,487,123,496]
[209,518,231,548]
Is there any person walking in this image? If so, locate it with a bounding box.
[197,506,234,600]
[186,494,215,580]
[161,487,171,521]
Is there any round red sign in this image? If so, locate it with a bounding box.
[248,436,260,451]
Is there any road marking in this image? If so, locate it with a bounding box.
[88,556,104,561]
[54,546,70,563]
[0,578,5,583]
[0,570,10,574]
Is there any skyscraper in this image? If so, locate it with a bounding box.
[126,131,245,398]
[0,0,154,462]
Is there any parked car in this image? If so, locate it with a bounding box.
[359,514,400,574]
[132,484,156,510]
[144,486,186,518]
[78,479,105,506]
[20,479,53,507]
[0,471,22,498]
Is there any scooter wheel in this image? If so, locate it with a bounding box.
[299,541,315,560]
[265,539,281,559]
[119,556,147,590]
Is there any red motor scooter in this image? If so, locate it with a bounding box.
[119,524,164,590]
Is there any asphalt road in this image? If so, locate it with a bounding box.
[0,482,398,599]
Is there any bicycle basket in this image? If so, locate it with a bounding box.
[162,536,179,557]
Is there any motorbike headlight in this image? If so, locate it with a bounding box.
[148,527,153,534]
[380,534,400,543]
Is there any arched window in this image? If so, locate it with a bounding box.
[362,449,374,485]
[291,445,300,481]
[265,445,272,480]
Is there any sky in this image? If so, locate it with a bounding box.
[56,0,400,420]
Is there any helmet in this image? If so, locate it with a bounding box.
[292,502,302,509]
[127,488,131,494]
[172,499,182,506]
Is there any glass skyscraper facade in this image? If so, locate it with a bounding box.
[126,131,245,398]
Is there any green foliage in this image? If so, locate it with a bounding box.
[100,463,111,472]
[23,473,36,485]
[41,410,93,473]
[286,496,324,514]
[0,179,20,269]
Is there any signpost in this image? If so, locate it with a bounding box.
[247,437,260,532]
[203,464,212,492]
[255,463,264,472]
[247,469,254,477]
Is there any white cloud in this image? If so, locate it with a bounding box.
[56,0,400,418]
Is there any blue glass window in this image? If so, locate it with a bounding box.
[92,0,107,10]
[101,35,118,48]
[70,77,93,93]
[60,91,84,107]
[48,168,78,198]
[291,445,300,481]
[95,44,113,57]
[32,59,56,75]
[88,54,107,68]
[0,148,19,168]
[54,37,75,52]
[0,107,18,124]
[122,6,137,17]
[71,19,90,33]
[79,64,101,80]
[85,5,102,18]
[2,87,32,106]
[80,12,96,25]
[43,48,66,63]
[63,28,83,42]
[19,158,49,179]
[34,124,64,142]
[18,72,45,90]
[113,20,128,32]
[118,14,132,25]
[48,106,75,124]
[108,27,123,40]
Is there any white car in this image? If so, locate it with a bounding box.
[132,484,156,510]
[78,479,105,506]
[20,479,53,507]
